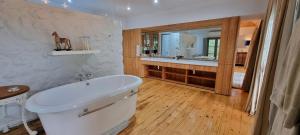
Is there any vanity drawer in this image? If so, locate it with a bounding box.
[158,62,168,67]
[189,65,217,72]
[167,63,189,69]
[141,60,159,66]
[141,60,169,66]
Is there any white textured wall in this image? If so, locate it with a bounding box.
[0,0,123,127]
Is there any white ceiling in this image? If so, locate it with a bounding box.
[29,0,268,29]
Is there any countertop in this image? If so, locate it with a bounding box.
[140,57,218,67]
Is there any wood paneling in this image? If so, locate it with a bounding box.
[236,52,248,66]
[141,18,227,32]
[123,29,142,76]
[217,20,230,65]
[141,61,217,91]
[226,17,240,65]
[189,64,218,72]
[168,63,189,69]
[123,29,141,58]
[141,60,218,73]
[215,63,225,93]
[123,17,240,95]
[240,20,261,27]
[124,58,138,75]
[215,17,240,95]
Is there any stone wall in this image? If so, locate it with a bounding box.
[0,0,123,127]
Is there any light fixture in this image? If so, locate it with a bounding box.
[62,2,68,8]
[42,0,49,4]
[245,40,251,46]
[127,6,131,11]
[68,0,72,3]
[154,0,159,4]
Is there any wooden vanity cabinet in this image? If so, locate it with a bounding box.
[123,17,239,95]
[142,62,217,91]
[187,70,216,89]
[145,65,163,79]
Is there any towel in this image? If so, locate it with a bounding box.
[269,15,300,135]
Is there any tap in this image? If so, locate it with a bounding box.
[78,73,85,81]
[85,73,93,80]
[175,55,184,60]
[78,73,93,81]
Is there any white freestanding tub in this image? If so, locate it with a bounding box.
[26,75,142,135]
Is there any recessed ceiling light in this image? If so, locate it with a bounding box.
[42,0,49,4]
[68,0,72,3]
[62,2,68,8]
[127,6,131,11]
[154,0,159,4]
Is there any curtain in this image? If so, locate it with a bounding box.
[244,22,262,71]
[244,0,276,116]
[242,22,262,92]
[253,0,297,134]
[251,0,277,115]
[243,24,262,112]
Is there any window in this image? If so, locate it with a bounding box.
[207,38,220,59]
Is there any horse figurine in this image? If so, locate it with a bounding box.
[52,32,72,51]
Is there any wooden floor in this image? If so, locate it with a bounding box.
[2,78,253,135]
[234,66,247,73]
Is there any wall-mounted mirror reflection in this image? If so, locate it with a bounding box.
[141,27,222,61]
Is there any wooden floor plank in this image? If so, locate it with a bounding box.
[2,78,253,135]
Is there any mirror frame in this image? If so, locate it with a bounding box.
[139,17,240,95]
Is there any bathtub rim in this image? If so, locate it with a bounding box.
[25,75,142,114]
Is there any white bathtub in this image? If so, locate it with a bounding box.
[25,75,143,135]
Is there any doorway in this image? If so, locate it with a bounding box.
[232,19,262,89]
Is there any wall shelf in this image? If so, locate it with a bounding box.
[50,50,100,56]
[148,69,162,73]
[165,72,186,77]
[188,75,216,81]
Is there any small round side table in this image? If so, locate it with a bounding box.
[0,85,37,135]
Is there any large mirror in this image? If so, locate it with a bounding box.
[141,27,221,61]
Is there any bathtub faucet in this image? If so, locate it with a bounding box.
[85,73,93,80]
[78,73,93,81]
